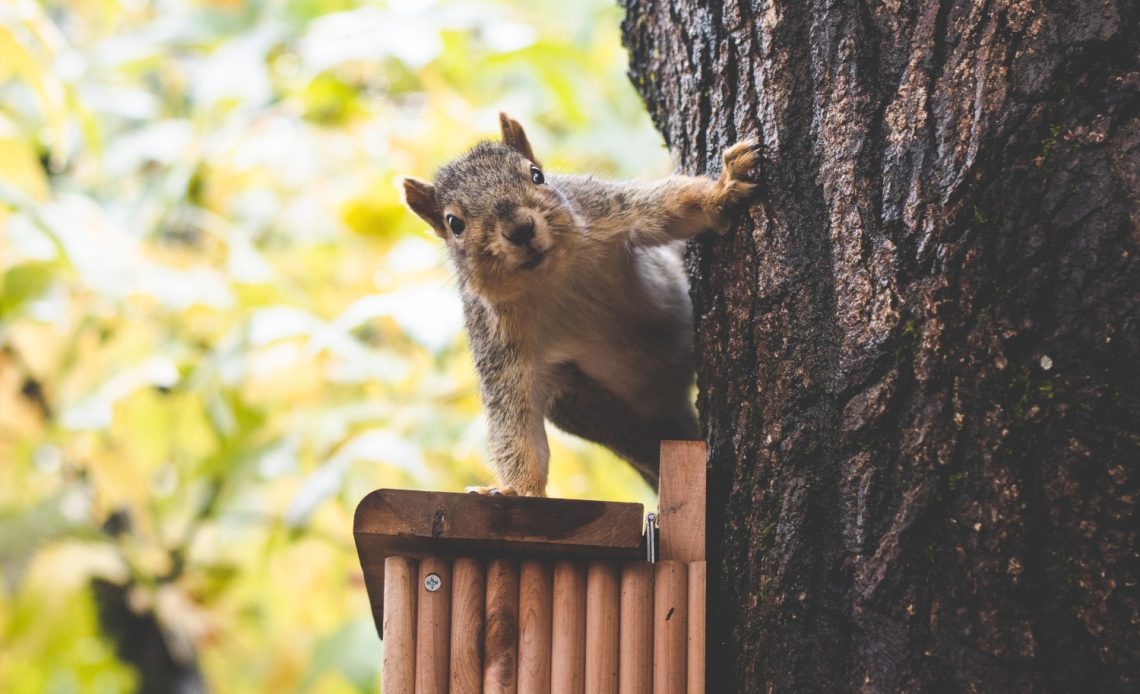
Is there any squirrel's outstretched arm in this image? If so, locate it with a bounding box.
[553,139,761,246]
[464,297,549,496]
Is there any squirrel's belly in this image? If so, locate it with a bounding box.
[550,297,694,417]
[533,244,693,417]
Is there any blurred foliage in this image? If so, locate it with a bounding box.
[0,0,669,691]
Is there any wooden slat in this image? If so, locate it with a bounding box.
[484,559,520,694]
[355,489,644,556]
[355,490,644,632]
[518,560,554,694]
[618,562,653,694]
[415,557,451,694]
[652,561,687,694]
[686,562,706,694]
[551,560,587,694]
[449,559,485,694]
[585,561,620,694]
[657,442,706,563]
[382,556,417,694]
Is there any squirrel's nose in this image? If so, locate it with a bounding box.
[505,219,536,246]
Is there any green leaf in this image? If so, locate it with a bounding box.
[300,617,379,693]
[0,260,57,318]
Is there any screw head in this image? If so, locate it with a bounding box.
[424,573,442,592]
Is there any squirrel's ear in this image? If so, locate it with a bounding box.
[499,112,541,167]
[402,177,446,239]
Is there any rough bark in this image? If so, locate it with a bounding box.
[622,1,1139,691]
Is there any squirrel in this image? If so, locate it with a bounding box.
[402,114,760,496]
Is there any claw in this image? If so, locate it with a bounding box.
[707,139,764,236]
[464,485,518,496]
[722,138,763,182]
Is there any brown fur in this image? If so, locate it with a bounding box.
[402,114,760,495]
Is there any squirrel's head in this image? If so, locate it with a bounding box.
[402,113,580,301]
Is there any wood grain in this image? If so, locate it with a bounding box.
[657,442,706,563]
[551,560,587,694]
[355,489,643,555]
[652,561,687,694]
[415,557,451,694]
[449,558,485,694]
[382,556,417,694]
[686,562,705,694]
[518,560,553,694]
[483,559,520,694]
[619,562,654,694]
[355,489,643,633]
[585,561,620,694]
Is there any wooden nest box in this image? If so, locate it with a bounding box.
[353,441,707,694]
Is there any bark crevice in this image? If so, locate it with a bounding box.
[623,0,1140,690]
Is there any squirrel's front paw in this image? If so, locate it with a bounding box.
[464,485,546,497]
[722,138,762,184]
[713,138,762,232]
[466,485,518,496]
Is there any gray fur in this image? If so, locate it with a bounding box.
[402,116,760,494]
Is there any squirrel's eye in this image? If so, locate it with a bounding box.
[530,166,544,185]
[445,214,465,236]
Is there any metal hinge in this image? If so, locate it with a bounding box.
[645,512,658,563]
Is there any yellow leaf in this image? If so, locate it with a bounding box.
[0,116,48,200]
[0,11,68,150]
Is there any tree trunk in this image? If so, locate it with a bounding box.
[621,1,1139,690]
